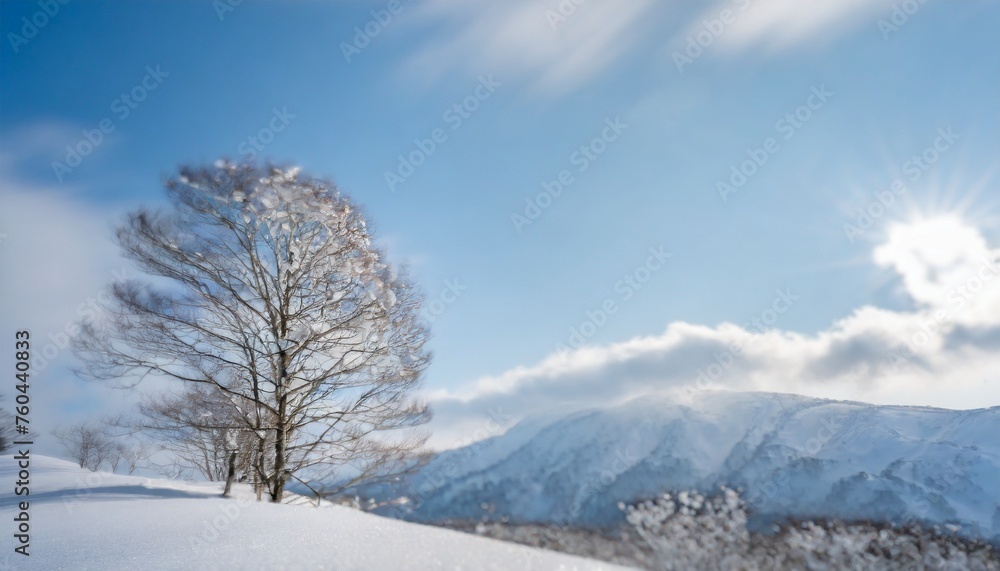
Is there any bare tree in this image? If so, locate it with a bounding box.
[0,395,16,453]
[54,421,114,471]
[134,386,237,480]
[75,162,431,502]
[130,385,260,494]
[121,442,149,475]
[109,443,123,472]
[98,415,152,475]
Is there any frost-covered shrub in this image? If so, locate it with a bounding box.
[623,488,1000,571]
[622,488,749,570]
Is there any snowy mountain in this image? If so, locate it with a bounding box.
[371,391,1000,543]
[0,455,626,570]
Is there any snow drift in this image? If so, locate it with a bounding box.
[0,455,626,570]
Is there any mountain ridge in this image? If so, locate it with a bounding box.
[364,390,1000,543]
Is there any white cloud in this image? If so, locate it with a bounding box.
[0,138,135,455]
[874,216,1000,317]
[426,215,1000,449]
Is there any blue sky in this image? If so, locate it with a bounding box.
[2,0,999,451]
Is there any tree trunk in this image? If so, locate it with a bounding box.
[255,435,265,501]
[271,395,287,502]
[222,450,237,497]
[270,348,289,503]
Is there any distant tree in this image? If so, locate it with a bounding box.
[54,421,114,470]
[623,488,1000,569]
[74,162,432,502]
[121,442,149,475]
[0,395,16,453]
[131,385,259,492]
[109,443,123,472]
[98,415,152,475]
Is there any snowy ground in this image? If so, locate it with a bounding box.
[0,456,631,570]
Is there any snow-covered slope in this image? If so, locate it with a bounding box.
[0,455,628,570]
[377,391,1000,542]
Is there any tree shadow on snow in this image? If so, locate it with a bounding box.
[0,484,218,508]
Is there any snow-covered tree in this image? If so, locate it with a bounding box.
[74,162,432,502]
[623,487,749,570]
[623,488,1000,570]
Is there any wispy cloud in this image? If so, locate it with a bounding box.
[402,0,911,96]
[689,0,896,53]
[401,0,657,95]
